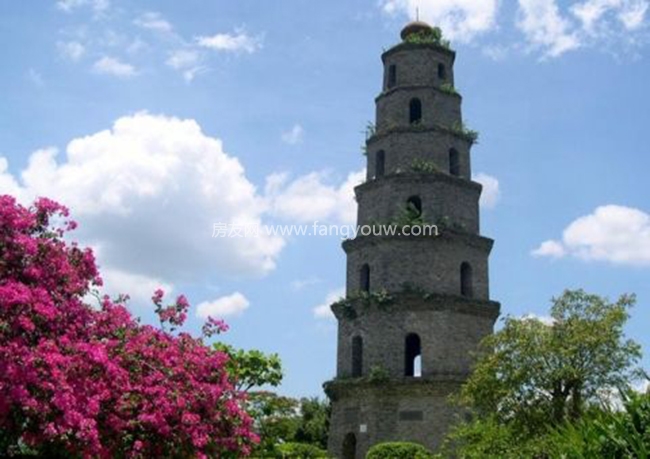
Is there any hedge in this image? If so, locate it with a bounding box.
[366,441,433,459]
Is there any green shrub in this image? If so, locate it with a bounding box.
[366,441,433,459]
[274,442,328,458]
[547,389,650,458]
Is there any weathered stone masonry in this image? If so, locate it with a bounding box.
[324,22,500,458]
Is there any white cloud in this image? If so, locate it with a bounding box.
[520,313,556,325]
[516,0,648,58]
[618,0,649,29]
[532,205,650,266]
[482,44,511,61]
[532,240,566,258]
[196,292,250,318]
[281,124,304,145]
[635,379,650,394]
[265,169,364,225]
[100,268,173,307]
[380,0,500,42]
[134,12,173,33]
[474,172,500,209]
[313,288,345,320]
[291,277,323,291]
[571,0,649,32]
[166,49,199,69]
[57,41,85,61]
[196,31,263,54]
[517,0,581,58]
[0,113,285,285]
[0,158,22,197]
[92,56,137,78]
[165,49,205,82]
[56,0,109,13]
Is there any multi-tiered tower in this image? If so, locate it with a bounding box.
[324,22,500,458]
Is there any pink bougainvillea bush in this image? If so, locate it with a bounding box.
[0,195,257,458]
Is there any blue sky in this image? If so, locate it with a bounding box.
[1,0,649,397]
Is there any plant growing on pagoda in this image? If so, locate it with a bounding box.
[439,83,458,96]
[449,121,479,145]
[410,158,440,174]
[402,26,450,49]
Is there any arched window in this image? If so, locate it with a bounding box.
[406,195,422,218]
[405,333,422,377]
[461,262,473,298]
[387,64,397,89]
[438,63,446,80]
[409,98,422,124]
[342,433,357,459]
[375,150,385,178]
[351,336,363,377]
[449,148,460,177]
[360,264,370,292]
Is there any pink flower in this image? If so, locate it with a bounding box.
[0,195,255,457]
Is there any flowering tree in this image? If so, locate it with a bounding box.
[0,196,257,457]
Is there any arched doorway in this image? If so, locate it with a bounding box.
[342,432,357,459]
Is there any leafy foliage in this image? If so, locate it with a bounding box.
[547,386,650,458]
[449,121,479,145]
[248,392,300,457]
[214,344,283,392]
[439,83,458,96]
[403,27,450,49]
[410,159,440,174]
[367,441,434,459]
[246,393,330,457]
[294,397,330,450]
[332,290,394,319]
[445,289,642,457]
[274,441,328,458]
[392,200,426,228]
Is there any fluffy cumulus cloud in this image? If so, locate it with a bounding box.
[531,240,566,258]
[473,173,500,209]
[532,205,650,266]
[313,288,345,320]
[196,31,263,54]
[0,113,287,297]
[196,292,250,318]
[265,170,364,225]
[0,113,365,305]
[381,0,500,42]
[92,56,137,78]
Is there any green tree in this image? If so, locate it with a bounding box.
[247,391,301,456]
[445,289,642,457]
[294,397,330,450]
[214,343,283,391]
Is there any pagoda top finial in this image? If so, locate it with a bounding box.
[400,20,433,40]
